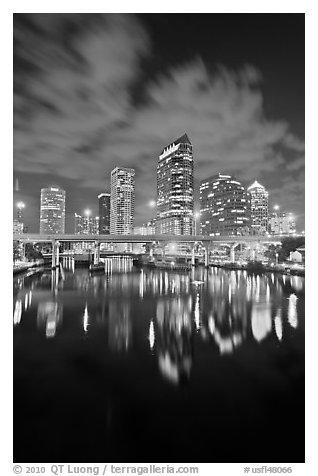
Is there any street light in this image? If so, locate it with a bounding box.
[149,200,156,208]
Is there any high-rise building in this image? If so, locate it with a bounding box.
[156,133,194,235]
[247,180,269,234]
[199,173,250,236]
[13,219,24,235]
[74,213,99,235]
[110,167,135,234]
[40,187,65,234]
[98,193,110,234]
[16,201,25,223]
[269,211,296,235]
[134,219,156,235]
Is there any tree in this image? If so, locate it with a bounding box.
[25,243,44,261]
[279,237,305,262]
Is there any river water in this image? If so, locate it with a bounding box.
[13,258,304,463]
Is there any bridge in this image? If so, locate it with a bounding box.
[13,233,283,268]
[13,233,282,244]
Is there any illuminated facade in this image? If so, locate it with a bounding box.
[98,192,110,234]
[40,187,65,234]
[156,133,194,235]
[110,167,135,234]
[13,219,24,235]
[247,180,269,234]
[199,173,250,236]
[269,211,296,235]
[74,213,99,235]
[134,219,156,235]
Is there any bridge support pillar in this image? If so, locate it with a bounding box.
[52,239,56,269]
[55,241,60,268]
[202,244,210,267]
[230,243,239,263]
[21,242,25,261]
[93,241,100,265]
[191,246,195,266]
[157,241,166,260]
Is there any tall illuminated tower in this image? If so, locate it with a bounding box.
[110,167,135,234]
[40,187,65,234]
[247,180,269,234]
[156,133,194,235]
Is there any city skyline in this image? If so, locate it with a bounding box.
[14,14,304,232]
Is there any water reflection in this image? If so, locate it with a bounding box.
[251,302,272,342]
[149,320,155,351]
[288,294,298,329]
[83,303,89,333]
[274,309,283,341]
[13,262,304,384]
[13,299,22,325]
[37,302,63,338]
[155,296,192,385]
[108,301,131,352]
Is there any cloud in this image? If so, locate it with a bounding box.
[14,14,150,183]
[13,14,304,228]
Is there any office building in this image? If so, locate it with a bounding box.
[16,201,25,223]
[269,211,296,235]
[74,213,99,235]
[40,187,65,234]
[134,219,156,235]
[199,173,250,236]
[13,219,24,235]
[110,167,135,234]
[156,133,194,235]
[247,180,269,234]
[98,193,110,234]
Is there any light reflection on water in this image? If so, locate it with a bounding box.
[14,258,305,385]
[13,257,305,462]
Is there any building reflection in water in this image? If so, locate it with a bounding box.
[14,299,22,325]
[83,302,89,333]
[204,269,249,354]
[274,309,283,341]
[108,301,131,352]
[288,293,298,329]
[251,302,272,342]
[139,269,144,298]
[155,296,193,385]
[149,320,155,351]
[37,302,63,338]
[194,293,200,330]
[14,289,33,325]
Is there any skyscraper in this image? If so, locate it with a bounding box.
[156,133,194,235]
[110,167,135,234]
[98,192,110,234]
[199,173,250,236]
[40,187,65,234]
[247,180,269,234]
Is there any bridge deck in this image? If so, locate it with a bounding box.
[13,233,283,244]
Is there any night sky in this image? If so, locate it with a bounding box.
[13,13,305,233]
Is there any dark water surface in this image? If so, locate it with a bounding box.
[13,259,304,463]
